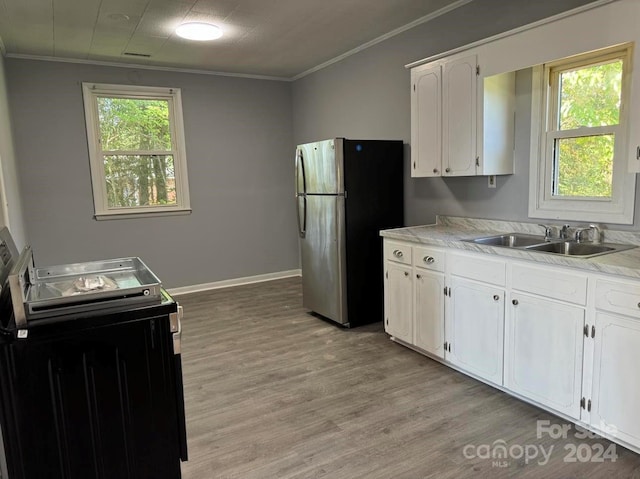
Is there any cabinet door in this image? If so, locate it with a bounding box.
[384,261,413,343]
[442,55,477,176]
[590,312,640,447]
[411,64,442,177]
[415,269,445,358]
[505,293,585,419]
[446,277,504,385]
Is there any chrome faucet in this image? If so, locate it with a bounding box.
[589,224,602,244]
[538,224,554,241]
[574,224,602,244]
[560,224,571,240]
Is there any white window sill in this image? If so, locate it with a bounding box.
[94,208,192,221]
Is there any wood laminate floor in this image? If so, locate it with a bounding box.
[176,277,640,479]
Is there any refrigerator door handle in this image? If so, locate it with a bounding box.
[297,196,307,238]
[295,148,306,196]
[295,148,307,238]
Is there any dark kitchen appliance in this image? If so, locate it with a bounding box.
[0,228,187,479]
[295,138,404,327]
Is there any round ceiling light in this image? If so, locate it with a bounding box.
[175,22,223,41]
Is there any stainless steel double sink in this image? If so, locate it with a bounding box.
[464,233,635,258]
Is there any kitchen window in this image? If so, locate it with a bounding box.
[528,44,636,224]
[82,83,191,219]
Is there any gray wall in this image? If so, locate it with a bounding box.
[0,55,26,247]
[291,0,626,228]
[6,59,297,288]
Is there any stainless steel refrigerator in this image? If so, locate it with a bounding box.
[295,138,404,327]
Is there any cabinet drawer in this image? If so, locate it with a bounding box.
[414,246,445,272]
[448,251,506,286]
[512,263,587,305]
[595,278,640,317]
[384,241,412,265]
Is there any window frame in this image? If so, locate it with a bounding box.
[528,44,635,225]
[82,83,191,220]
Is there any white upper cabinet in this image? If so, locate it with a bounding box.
[411,64,441,177]
[442,56,477,176]
[409,0,640,178]
[411,54,514,178]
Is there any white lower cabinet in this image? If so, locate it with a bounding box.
[415,269,445,358]
[384,242,445,350]
[589,277,640,447]
[382,238,640,453]
[384,261,413,343]
[447,277,504,385]
[589,312,640,447]
[505,292,585,419]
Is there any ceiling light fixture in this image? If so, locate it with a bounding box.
[175,22,223,41]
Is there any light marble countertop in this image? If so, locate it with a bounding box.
[380,216,640,280]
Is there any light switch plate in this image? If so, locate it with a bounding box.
[488,175,496,188]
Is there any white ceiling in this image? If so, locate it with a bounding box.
[0,0,468,79]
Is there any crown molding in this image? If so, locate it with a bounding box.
[291,0,474,81]
[3,53,292,82]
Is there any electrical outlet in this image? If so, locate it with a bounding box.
[488,175,496,188]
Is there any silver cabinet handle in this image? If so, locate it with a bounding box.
[445,167,451,173]
[393,250,404,258]
[404,271,409,277]
[433,168,439,174]
[512,299,519,306]
[493,295,500,301]
[416,274,422,279]
[423,256,435,264]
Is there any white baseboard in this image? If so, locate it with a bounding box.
[167,269,301,296]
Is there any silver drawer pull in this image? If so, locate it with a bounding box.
[423,256,435,264]
[404,271,409,277]
[393,250,404,258]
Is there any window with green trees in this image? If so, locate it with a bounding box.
[548,54,622,198]
[530,43,635,225]
[83,83,190,218]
